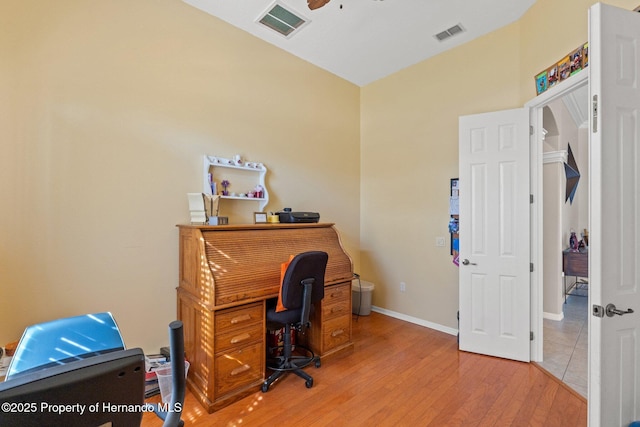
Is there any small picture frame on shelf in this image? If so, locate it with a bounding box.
[535,70,548,95]
[557,55,571,81]
[254,212,268,224]
[569,46,583,76]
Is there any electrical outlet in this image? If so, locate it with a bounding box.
[436,236,446,247]
[400,282,406,292]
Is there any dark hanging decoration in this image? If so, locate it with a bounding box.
[564,144,581,204]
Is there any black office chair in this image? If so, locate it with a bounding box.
[262,251,328,392]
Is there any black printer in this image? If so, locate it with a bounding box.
[277,208,320,223]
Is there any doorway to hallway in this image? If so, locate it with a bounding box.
[539,84,589,399]
[539,293,588,398]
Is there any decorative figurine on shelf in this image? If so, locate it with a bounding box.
[569,229,579,251]
[208,173,217,195]
[582,228,589,247]
[254,185,264,199]
[221,180,230,196]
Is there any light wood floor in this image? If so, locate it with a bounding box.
[142,312,587,427]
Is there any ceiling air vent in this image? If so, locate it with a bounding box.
[257,1,310,38]
[434,24,465,42]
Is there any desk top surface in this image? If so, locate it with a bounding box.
[563,248,588,254]
[178,222,334,231]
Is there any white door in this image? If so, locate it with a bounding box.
[458,108,531,362]
[589,3,640,426]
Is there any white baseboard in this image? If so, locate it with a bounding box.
[543,311,564,321]
[370,306,458,336]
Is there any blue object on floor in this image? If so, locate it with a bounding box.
[6,312,124,379]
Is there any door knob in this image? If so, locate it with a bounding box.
[605,303,634,317]
[461,259,477,266]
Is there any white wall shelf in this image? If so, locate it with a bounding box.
[203,155,269,212]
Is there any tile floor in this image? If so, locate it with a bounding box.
[539,282,588,398]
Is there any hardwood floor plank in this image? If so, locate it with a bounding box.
[575,399,589,427]
[485,365,551,426]
[475,361,531,426]
[545,387,586,427]
[441,359,520,426]
[515,381,558,426]
[423,354,497,425]
[362,347,469,425]
[513,370,560,425]
[141,312,587,427]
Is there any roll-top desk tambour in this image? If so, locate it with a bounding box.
[176,223,354,413]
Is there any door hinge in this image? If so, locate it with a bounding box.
[529,125,534,135]
[530,263,534,272]
[530,194,534,204]
[592,94,598,133]
[530,331,534,341]
[593,304,605,318]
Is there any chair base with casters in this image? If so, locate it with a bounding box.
[261,251,328,392]
[262,322,321,392]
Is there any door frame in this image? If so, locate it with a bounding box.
[525,70,588,362]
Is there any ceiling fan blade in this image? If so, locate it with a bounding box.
[308,0,330,10]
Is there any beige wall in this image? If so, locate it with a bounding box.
[360,24,522,328]
[543,160,565,316]
[359,0,638,330]
[0,0,360,352]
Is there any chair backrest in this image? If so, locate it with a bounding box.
[280,251,328,310]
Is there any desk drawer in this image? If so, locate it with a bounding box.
[324,283,350,305]
[322,298,350,320]
[215,322,263,353]
[215,342,263,397]
[215,303,263,335]
[322,282,350,321]
[322,315,350,351]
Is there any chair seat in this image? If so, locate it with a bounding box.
[266,304,316,325]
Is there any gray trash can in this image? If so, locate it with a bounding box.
[352,280,375,316]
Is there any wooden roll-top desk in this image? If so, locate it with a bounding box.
[176,223,354,412]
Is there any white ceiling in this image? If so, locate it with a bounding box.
[182,0,537,86]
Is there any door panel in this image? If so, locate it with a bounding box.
[589,3,640,425]
[459,108,530,362]
[470,163,487,254]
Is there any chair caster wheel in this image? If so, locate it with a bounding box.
[262,383,269,393]
[315,359,321,368]
[305,379,313,388]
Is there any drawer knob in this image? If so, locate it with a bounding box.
[230,314,252,324]
[230,364,251,376]
[331,329,344,337]
[230,333,251,344]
